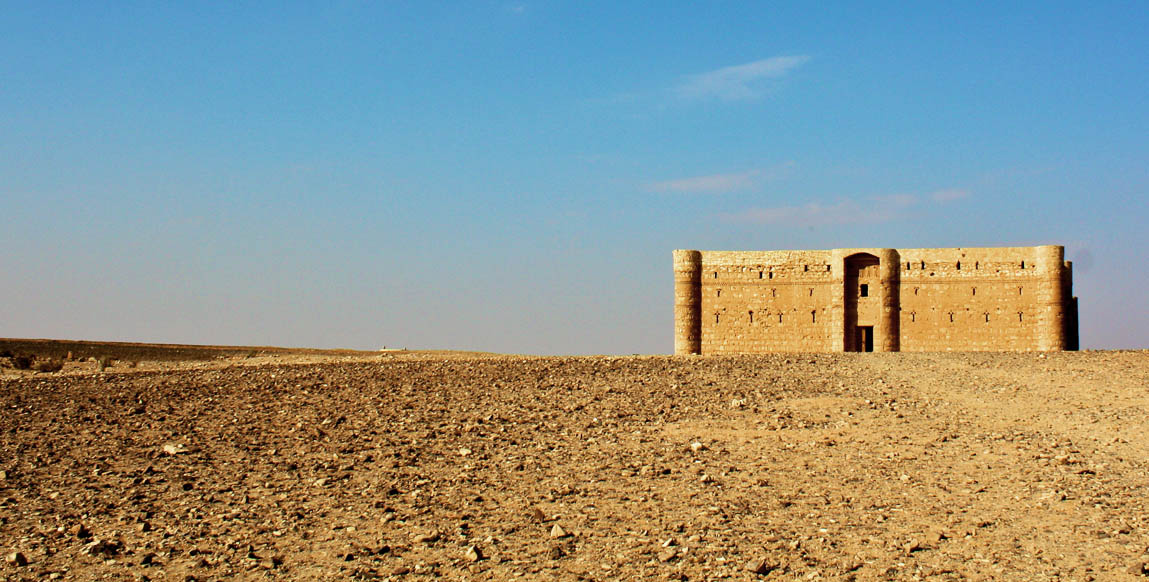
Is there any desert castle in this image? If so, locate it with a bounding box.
[674,246,1078,353]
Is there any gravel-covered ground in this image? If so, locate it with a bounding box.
[2,350,1148,581]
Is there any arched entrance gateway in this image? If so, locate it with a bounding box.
[836,249,900,352]
[844,253,879,351]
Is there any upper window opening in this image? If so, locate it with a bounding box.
[957,261,961,270]
[1020,261,1025,269]
[713,272,718,279]
[803,265,808,272]
[859,284,869,297]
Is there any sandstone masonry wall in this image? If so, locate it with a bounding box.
[674,246,1077,354]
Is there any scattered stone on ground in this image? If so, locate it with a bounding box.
[2,349,1148,580]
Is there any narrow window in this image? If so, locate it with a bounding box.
[956,261,961,270]
[920,260,925,269]
[1020,261,1025,269]
[975,261,979,270]
[771,288,776,298]
[1018,286,1023,296]
[803,265,808,272]
[910,311,916,323]
[758,271,763,279]
[715,313,720,324]
[748,311,754,324]
[972,287,976,296]
[808,288,814,297]
[716,289,721,297]
[811,310,816,323]
[984,313,990,323]
[914,287,919,296]
[906,261,911,270]
[1018,312,1024,322]
[778,313,783,324]
[859,284,869,297]
[826,264,831,272]
[713,271,718,279]
[948,312,954,323]
[768,271,774,279]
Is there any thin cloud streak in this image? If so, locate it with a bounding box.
[720,187,970,227]
[720,196,916,227]
[646,162,795,194]
[931,188,970,202]
[676,56,810,101]
[647,170,760,193]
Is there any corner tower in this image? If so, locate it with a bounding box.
[673,250,702,355]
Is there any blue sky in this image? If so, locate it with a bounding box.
[2,2,1146,353]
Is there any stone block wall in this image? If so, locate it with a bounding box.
[674,246,1077,354]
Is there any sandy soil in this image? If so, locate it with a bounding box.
[2,350,1148,581]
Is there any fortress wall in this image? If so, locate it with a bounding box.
[895,246,1064,351]
[675,246,1074,354]
[696,250,836,353]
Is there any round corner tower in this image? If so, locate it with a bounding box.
[1035,245,1067,351]
[673,250,702,355]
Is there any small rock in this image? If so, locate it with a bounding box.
[412,531,440,544]
[658,548,678,562]
[161,443,187,456]
[5,551,27,567]
[700,474,714,484]
[661,538,677,547]
[0,470,7,481]
[81,539,122,557]
[1128,562,1149,576]
[458,448,472,457]
[690,441,707,454]
[528,507,547,523]
[392,566,411,576]
[745,558,776,575]
[464,545,483,562]
[550,524,570,539]
[547,546,566,560]
[69,524,91,538]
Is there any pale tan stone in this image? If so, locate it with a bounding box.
[673,245,1078,353]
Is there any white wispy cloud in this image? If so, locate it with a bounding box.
[647,170,760,194]
[931,188,970,202]
[675,56,810,101]
[719,187,971,227]
[720,195,918,227]
[646,162,794,194]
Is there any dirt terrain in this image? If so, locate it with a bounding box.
[2,349,1148,581]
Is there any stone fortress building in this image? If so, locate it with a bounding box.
[674,246,1078,354]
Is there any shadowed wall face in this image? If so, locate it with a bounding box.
[674,246,1077,354]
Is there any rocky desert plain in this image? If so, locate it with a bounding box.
[1,341,1148,581]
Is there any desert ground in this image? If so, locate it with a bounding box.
[1,344,1148,581]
